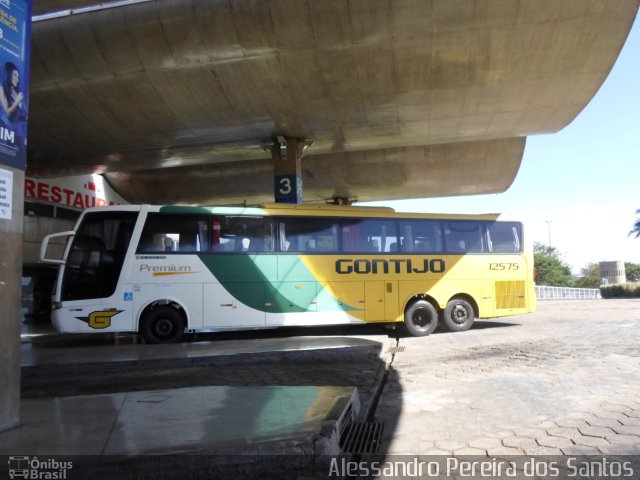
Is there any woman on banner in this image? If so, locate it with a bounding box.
[0,61,28,154]
[0,62,26,124]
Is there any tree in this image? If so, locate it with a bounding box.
[574,263,601,288]
[625,262,640,282]
[631,209,640,238]
[533,242,573,286]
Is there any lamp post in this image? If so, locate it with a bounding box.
[545,220,553,247]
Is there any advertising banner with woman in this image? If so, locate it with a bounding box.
[0,0,31,170]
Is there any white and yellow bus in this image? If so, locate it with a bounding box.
[40,204,535,343]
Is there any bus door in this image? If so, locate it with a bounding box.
[57,211,138,331]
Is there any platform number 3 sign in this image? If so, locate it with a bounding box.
[275,174,302,203]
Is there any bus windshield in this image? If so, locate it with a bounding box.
[61,211,137,301]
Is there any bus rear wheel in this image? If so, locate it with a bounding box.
[443,298,475,332]
[141,306,185,344]
[404,300,438,337]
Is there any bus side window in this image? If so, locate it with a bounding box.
[445,221,484,253]
[340,219,397,253]
[212,221,222,250]
[137,214,210,253]
[279,217,339,253]
[398,219,443,253]
[487,222,522,253]
[214,216,274,253]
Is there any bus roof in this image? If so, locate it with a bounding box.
[83,203,503,221]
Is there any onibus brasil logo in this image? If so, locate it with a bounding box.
[8,456,73,479]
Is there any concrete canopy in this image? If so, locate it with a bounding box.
[27,0,639,204]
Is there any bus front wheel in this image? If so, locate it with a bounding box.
[443,298,475,332]
[404,300,438,337]
[140,306,185,344]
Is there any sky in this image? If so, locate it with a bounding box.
[365,12,640,275]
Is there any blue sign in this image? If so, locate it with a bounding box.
[0,0,31,170]
[274,174,303,204]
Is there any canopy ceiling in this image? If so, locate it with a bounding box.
[27,0,639,204]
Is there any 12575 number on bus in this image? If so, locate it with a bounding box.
[489,263,519,271]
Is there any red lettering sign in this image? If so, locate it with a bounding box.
[24,177,121,210]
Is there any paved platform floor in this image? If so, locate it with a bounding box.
[3,329,385,478]
[5,326,388,446]
[0,385,358,456]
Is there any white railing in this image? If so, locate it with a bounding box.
[535,286,601,300]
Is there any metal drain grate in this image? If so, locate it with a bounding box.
[324,395,355,440]
[340,422,384,454]
[388,345,405,354]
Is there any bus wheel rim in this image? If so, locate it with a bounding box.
[154,318,174,337]
[413,308,433,331]
[451,304,469,324]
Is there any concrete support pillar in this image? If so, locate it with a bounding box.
[271,136,307,204]
[0,166,23,432]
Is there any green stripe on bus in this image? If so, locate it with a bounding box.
[197,254,360,313]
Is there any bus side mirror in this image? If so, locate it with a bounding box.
[40,231,75,265]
